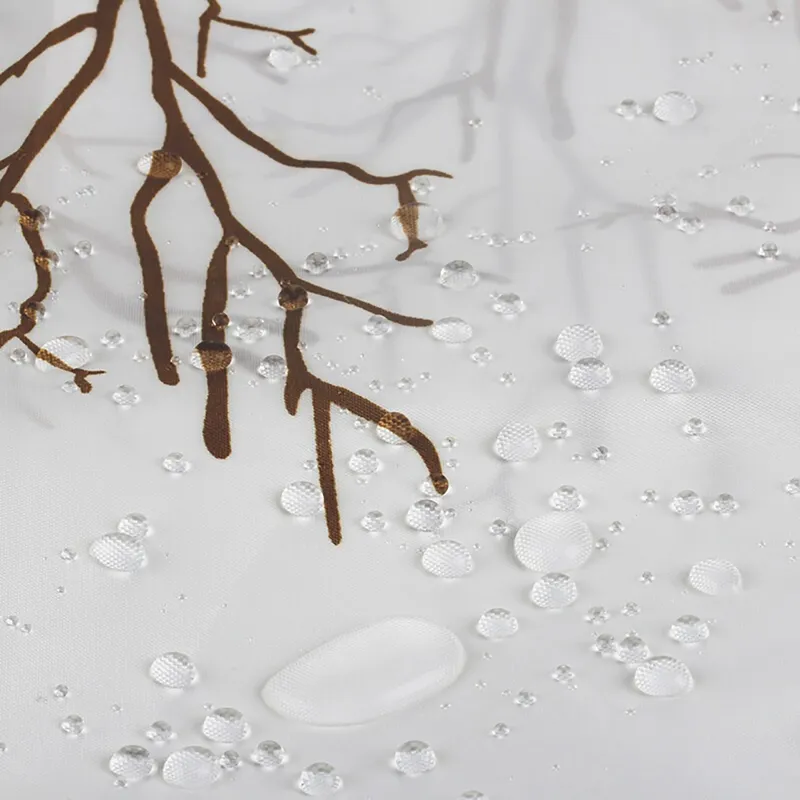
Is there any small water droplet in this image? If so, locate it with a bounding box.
[549,485,583,511]
[476,609,519,639]
[53,684,70,699]
[490,722,510,738]
[649,359,696,393]
[202,708,250,743]
[162,452,190,473]
[585,606,610,625]
[251,740,287,769]
[149,652,197,688]
[710,493,739,515]
[393,740,437,775]
[785,477,800,495]
[568,358,613,390]
[609,521,624,535]
[616,635,651,664]
[616,99,642,119]
[257,354,287,381]
[669,490,704,516]
[683,417,707,437]
[652,310,672,327]
[653,91,698,124]
[554,324,603,362]
[726,195,755,217]
[654,205,679,223]
[551,665,576,685]
[621,601,641,617]
[421,540,474,578]
[593,633,618,656]
[112,385,140,407]
[73,240,94,259]
[406,499,444,531]
[676,216,704,234]
[547,421,571,439]
[758,241,780,259]
[109,746,155,782]
[491,293,525,316]
[591,445,611,462]
[634,657,693,696]
[529,572,578,609]
[267,46,302,72]
[641,489,659,504]
[298,762,343,796]
[488,519,513,537]
[470,346,493,364]
[60,714,85,736]
[439,260,478,289]
[669,614,710,644]
[145,720,174,743]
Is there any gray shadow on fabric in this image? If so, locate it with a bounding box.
[545,0,577,142]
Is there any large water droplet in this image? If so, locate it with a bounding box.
[257,354,287,381]
[492,421,541,462]
[201,708,250,743]
[348,448,380,474]
[554,324,603,362]
[491,293,525,316]
[568,358,613,390]
[89,533,146,572]
[633,657,694,696]
[251,740,288,769]
[260,618,465,725]
[298,763,343,796]
[149,652,198,688]
[421,540,474,578]
[529,573,578,609]
[688,559,742,595]
[234,317,269,343]
[390,204,444,241]
[430,317,473,343]
[652,91,698,124]
[302,251,331,275]
[649,359,696,393]
[162,747,222,789]
[136,150,182,179]
[35,336,92,372]
[267,46,302,72]
[726,195,754,217]
[406,499,444,531]
[615,635,651,665]
[394,741,437,775]
[439,260,478,290]
[109,746,155,782]
[514,513,593,571]
[172,316,200,338]
[280,481,323,516]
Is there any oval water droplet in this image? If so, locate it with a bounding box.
[162,747,222,789]
[475,608,518,639]
[649,360,696,393]
[89,533,146,572]
[493,421,541,462]
[554,325,603,362]
[633,657,694,696]
[421,540,474,578]
[514,513,593,571]
[201,708,250,743]
[35,336,92,372]
[149,652,198,688]
[652,91,698,124]
[529,573,578,609]
[568,358,613,390]
[430,317,473,343]
[688,559,742,595]
[109,746,155,782]
[280,481,323,516]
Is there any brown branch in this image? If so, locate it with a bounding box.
[171,63,452,260]
[0,0,124,211]
[312,391,340,545]
[0,153,15,171]
[0,193,104,392]
[196,0,317,77]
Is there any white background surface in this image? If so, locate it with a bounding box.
[2,1,800,797]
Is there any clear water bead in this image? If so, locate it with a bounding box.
[711,493,739,515]
[568,358,613,390]
[431,317,473,343]
[145,721,174,743]
[406,499,444,531]
[257,355,287,381]
[488,519,514,537]
[421,540,474,578]
[616,99,642,119]
[394,741,437,775]
[552,665,576,684]
[493,421,541,462]
[348,448,379,474]
[649,359,696,393]
[252,741,287,769]
[202,707,250,743]
[172,317,200,338]
[35,336,92,372]
[298,763,343,796]
[410,175,433,196]
[683,417,707,437]
[100,330,124,348]
[633,657,694,696]
[554,324,603,362]
[593,633,618,656]
[654,205,679,223]
[439,260,478,289]
[162,452,190,473]
[669,615,710,644]
[641,489,659,504]
[652,91,698,124]
[117,513,149,540]
[112,385,140,406]
[548,421,572,439]
[60,714,85,736]
[471,346,493,364]
[726,196,754,217]
[688,559,743,595]
[364,314,392,336]
[615,635,651,664]
[90,533,146,572]
[109,746,155,782]
[148,652,198,688]
[652,310,672,327]
[676,216,704,234]
[267,46,302,72]
[280,481,323,516]
[361,510,387,532]
[490,723,511,738]
[621,601,640,616]
[219,750,242,770]
[73,239,94,258]
[476,608,519,639]
[162,747,222,789]
[53,684,70,699]
[785,478,800,495]
[549,485,583,511]
[669,490,704,516]
[758,242,780,259]
[514,690,537,708]
[303,252,331,275]
[234,317,269,343]
[136,150,182,178]
[8,348,28,365]
[515,513,593,571]
[530,572,578,609]
[491,293,525,316]
[390,203,445,241]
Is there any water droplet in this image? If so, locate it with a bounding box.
[634,657,694,696]
[89,533,146,572]
[390,204,444,241]
[514,513,593,571]
[676,216,704,235]
[621,601,641,617]
[302,252,331,276]
[640,571,656,584]
[490,722,511,738]
[493,421,541,462]
[491,293,525,316]
[568,358,613,390]
[8,348,28,365]
[162,452,191,473]
[616,98,642,119]
[280,481,323,516]
[785,478,800,495]
[53,684,70,699]
[476,609,518,639]
[4,616,18,628]
[499,371,516,385]
[513,690,537,709]
[758,241,780,259]
[149,652,198,688]
[73,240,94,259]
[768,9,784,23]
[669,614,710,644]
[683,417,707,437]
[298,763,343,796]
[363,314,392,337]
[117,513,149,540]
[653,91,698,124]
[649,359,696,393]
[145,720,174,743]
[593,633,618,656]
[109,746,155,781]
[397,376,415,391]
[112,385,140,407]
[251,740,287,769]
[654,205,679,223]
[101,329,124,348]
[710,493,739,515]
[60,714,85,736]
[439,260,478,289]
[519,230,537,243]
[172,317,200,338]
[136,150,182,178]
[202,707,250,743]
[59,546,77,563]
[361,510,387,532]
[267,46,302,72]
[669,490,704,516]
[346,448,378,475]
[218,750,242,771]
[698,165,718,179]
[554,324,603,362]
[616,635,651,665]
[410,175,433,196]
[688,559,742,595]
[35,336,92,372]
[471,346,493,364]
[547,421,571,439]
[257,355,287,381]
[652,310,672,328]
[162,747,222,789]
[61,379,79,394]
[431,317,473,343]
[421,540,474,578]
[726,195,754,217]
[551,664,576,685]
[530,573,578,609]
[229,281,252,299]
[591,445,611,462]
[403,499,442,531]
[585,606,610,624]
[549,485,583,511]
[393,740,437,775]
